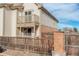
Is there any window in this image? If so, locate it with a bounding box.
[25,11,31,15]
[25,11,32,22]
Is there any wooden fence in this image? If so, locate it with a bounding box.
[0,33,53,55]
[65,33,79,56]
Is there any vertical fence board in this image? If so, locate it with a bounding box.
[0,33,53,55]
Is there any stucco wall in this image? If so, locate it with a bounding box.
[0,8,4,36]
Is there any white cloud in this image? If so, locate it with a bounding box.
[44,3,79,29]
[44,3,77,12]
[44,3,79,22]
[55,10,79,22]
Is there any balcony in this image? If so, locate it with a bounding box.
[17,14,39,27]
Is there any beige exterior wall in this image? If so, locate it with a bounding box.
[0,8,4,36]
[11,10,17,37]
[4,9,12,36]
[23,3,40,16]
[40,10,57,28]
[3,9,17,36]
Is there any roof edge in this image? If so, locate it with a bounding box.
[35,3,59,23]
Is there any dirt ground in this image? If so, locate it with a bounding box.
[0,49,41,56]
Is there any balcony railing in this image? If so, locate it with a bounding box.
[17,32,35,38]
[17,14,39,24]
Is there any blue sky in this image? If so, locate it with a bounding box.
[43,3,79,29]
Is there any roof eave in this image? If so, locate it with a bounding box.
[35,3,59,23]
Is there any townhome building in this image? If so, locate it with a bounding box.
[0,3,58,38]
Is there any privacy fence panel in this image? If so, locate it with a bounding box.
[65,33,79,56]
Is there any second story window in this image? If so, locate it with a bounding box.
[25,11,32,22]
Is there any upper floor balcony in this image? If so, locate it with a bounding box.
[17,14,39,27]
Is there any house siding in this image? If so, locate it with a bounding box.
[39,9,57,35]
[40,9,57,28]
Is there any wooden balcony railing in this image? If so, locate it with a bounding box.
[17,14,39,24]
[17,33,35,38]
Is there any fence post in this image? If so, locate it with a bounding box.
[53,32,65,56]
